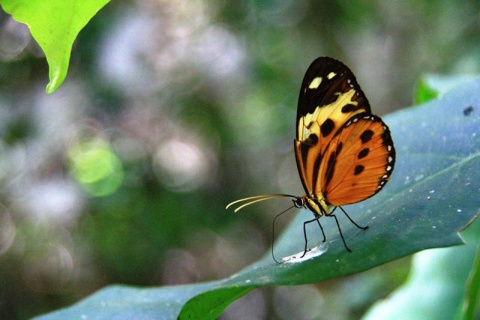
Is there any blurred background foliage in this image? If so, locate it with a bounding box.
[0,0,479,319]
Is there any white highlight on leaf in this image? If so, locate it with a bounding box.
[414,174,424,182]
[281,242,329,263]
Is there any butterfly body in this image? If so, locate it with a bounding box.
[227,57,395,260]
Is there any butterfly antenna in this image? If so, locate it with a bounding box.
[226,194,298,213]
[271,204,297,264]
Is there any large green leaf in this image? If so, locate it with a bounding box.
[361,216,480,320]
[35,77,480,319]
[0,0,109,93]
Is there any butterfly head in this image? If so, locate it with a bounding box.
[285,195,330,218]
[292,197,305,208]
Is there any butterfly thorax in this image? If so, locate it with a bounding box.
[303,195,329,217]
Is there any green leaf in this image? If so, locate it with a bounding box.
[461,243,480,320]
[414,76,439,105]
[34,77,480,319]
[33,282,222,320]
[361,217,480,320]
[1,0,110,93]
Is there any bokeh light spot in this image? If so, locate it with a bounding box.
[154,139,209,192]
[69,139,124,197]
[0,211,16,255]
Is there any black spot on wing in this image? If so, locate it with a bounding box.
[358,148,369,159]
[306,133,318,145]
[360,130,374,144]
[341,104,360,113]
[354,165,364,175]
[320,118,335,137]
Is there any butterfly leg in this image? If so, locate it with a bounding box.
[315,219,326,242]
[330,213,352,252]
[301,216,324,258]
[338,206,368,230]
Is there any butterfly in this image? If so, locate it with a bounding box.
[227,57,395,261]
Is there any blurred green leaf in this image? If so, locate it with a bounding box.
[35,77,480,319]
[361,218,480,320]
[1,0,110,93]
[69,138,124,197]
[461,243,480,320]
[414,75,478,105]
[413,76,439,105]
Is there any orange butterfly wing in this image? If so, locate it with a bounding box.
[294,57,395,211]
[318,113,395,206]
